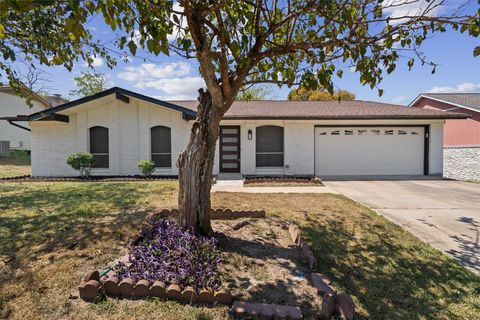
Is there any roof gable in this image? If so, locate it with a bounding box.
[409,93,480,113]
[0,85,51,109]
[24,87,197,121]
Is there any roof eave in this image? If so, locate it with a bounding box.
[409,94,480,114]
[26,87,198,121]
[222,115,470,120]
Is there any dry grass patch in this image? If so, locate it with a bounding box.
[1,182,479,320]
[0,152,31,178]
[214,218,322,318]
[213,192,480,320]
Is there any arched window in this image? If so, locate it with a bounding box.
[89,126,109,168]
[256,125,284,167]
[151,126,171,168]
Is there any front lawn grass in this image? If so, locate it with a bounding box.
[0,151,31,178]
[0,181,479,319]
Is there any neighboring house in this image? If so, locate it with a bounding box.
[410,93,480,181]
[0,86,51,152]
[0,87,467,177]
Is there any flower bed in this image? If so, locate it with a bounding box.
[114,219,222,291]
[244,176,323,185]
[79,218,233,304]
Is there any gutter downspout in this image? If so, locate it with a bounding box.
[8,120,31,132]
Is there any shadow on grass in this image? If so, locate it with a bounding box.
[0,182,176,271]
[299,209,480,320]
[217,231,321,318]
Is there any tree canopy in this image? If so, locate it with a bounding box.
[1,0,478,234]
[1,1,478,102]
[69,72,107,98]
[237,86,268,101]
[288,87,355,101]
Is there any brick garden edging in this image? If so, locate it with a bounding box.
[210,208,266,220]
[155,208,266,220]
[78,270,233,305]
[288,222,355,320]
[78,208,266,304]
[244,176,322,185]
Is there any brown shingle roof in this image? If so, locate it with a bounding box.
[417,93,480,112]
[171,100,469,120]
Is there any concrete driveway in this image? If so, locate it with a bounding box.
[324,179,480,275]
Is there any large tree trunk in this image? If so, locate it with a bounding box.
[177,89,223,236]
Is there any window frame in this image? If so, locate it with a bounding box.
[150,125,172,168]
[255,125,284,168]
[89,126,109,169]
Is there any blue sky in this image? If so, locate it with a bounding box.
[27,3,479,105]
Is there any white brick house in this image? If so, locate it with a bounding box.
[0,87,468,177]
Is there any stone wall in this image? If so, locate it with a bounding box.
[443,147,480,181]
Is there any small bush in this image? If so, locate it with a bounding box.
[138,159,155,177]
[8,150,30,158]
[66,152,94,178]
[114,219,222,290]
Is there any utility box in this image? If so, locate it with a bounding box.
[0,141,10,156]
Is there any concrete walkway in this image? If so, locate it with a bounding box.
[211,179,338,194]
[324,179,480,275]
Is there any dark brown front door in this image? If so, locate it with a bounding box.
[219,126,240,173]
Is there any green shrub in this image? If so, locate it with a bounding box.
[67,152,94,178]
[138,159,155,177]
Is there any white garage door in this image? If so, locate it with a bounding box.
[315,126,425,176]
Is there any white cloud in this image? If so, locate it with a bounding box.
[118,62,192,82]
[390,96,409,105]
[83,55,104,67]
[117,61,204,99]
[382,0,443,24]
[429,82,480,93]
[167,2,187,43]
[104,73,115,88]
[135,76,205,99]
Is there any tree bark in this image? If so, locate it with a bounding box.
[177,88,223,236]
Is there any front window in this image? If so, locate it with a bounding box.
[256,125,284,167]
[89,126,109,168]
[151,126,172,168]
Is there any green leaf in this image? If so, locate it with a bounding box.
[128,40,137,56]
[474,46,480,57]
[407,58,414,69]
[0,24,4,39]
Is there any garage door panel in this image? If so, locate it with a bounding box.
[315,127,424,176]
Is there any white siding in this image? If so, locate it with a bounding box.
[31,97,191,176]
[429,123,444,174]
[30,97,446,178]
[215,119,445,177]
[0,92,48,150]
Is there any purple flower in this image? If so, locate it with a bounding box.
[113,219,222,290]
